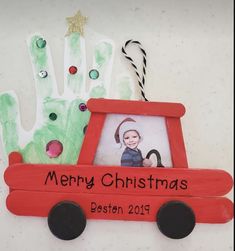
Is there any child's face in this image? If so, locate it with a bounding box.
[123,130,140,149]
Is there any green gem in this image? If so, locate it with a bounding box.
[89,69,99,80]
[36,38,47,48]
[49,113,57,121]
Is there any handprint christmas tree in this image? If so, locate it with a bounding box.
[0,11,136,164]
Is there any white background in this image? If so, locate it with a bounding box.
[0,0,233,250]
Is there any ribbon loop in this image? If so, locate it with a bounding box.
[122,40,148,101]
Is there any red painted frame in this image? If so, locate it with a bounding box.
[3,98,234,236]
[78,98,188,168]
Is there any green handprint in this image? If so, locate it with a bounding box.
[0,22,136,164]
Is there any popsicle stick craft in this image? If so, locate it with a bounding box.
[1,11,234,242]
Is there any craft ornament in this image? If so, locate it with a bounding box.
[3,98,234,241]
[0,11,233,243]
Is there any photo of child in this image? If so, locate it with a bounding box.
[94,114,173,168]
[114,118,152,167]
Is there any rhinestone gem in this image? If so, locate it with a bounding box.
[38,70,48,78]
[49,113,57,121]
[46,140,63,158]
[89,69,99,80]
[69,66,78,74]
[79,103,87,112]
[36,38,47,48]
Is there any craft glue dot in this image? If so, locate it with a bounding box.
[46,140,63,158]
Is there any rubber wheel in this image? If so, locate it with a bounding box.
[156,201,195,239]
[48,201,86,240]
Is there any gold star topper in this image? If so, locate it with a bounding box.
[66,11,88,36]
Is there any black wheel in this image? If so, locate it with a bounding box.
[48,201,86,240]
[156,201,195,239]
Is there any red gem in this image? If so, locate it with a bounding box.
[79,103,87,111]
[46,140,63,158]
[69,66,78,74]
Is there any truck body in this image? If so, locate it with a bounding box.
[4,98,234,240]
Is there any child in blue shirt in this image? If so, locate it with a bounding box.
[114,118,152,167]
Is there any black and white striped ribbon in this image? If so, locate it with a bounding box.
[122,39,148,101]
